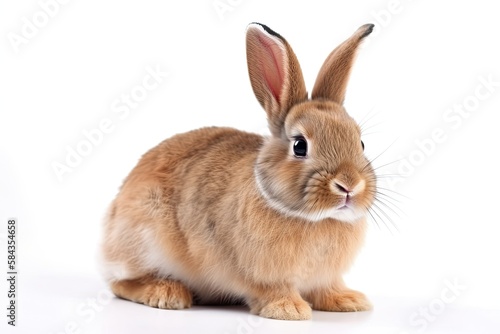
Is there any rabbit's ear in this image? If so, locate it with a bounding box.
[312,24,374,104]
[246,23,307,137]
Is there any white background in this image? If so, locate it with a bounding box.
[1,0,500,333]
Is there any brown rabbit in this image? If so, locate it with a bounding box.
[100,22,376,320]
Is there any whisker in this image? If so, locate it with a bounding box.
[375,175,404,181]
[374,173,404,178]
[366,205,381,230]
[375,196,405,219]
[360,121,384,134]
[368,205,391,232]
[375,190,405,205]
[373,196,407,219]
[371,158,406,172]
[358,106,381,130]
[376,186,411,200]
[361,130,385,137]
[362,137,400,172]
[372,202,399,233]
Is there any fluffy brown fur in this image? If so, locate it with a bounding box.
[100,23,376,320]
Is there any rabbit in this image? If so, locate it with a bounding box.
[100,22,376,321]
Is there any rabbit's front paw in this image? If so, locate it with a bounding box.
[111,276,192,310]
[311,289,372,312]
[255,297,312,320]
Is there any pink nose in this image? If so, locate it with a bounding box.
[331,178,365,197]
[334,181,351,194]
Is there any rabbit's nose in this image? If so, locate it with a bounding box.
[331,178,365,197]
[334,181,350,194]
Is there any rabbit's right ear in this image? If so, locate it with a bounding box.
[246,23,307,137]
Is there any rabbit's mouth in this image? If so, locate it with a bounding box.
[308,204,366,223]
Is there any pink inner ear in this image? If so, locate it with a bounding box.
[257,34,285,103]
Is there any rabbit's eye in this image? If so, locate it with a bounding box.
[293,137,308,157]
[361,140,365,150]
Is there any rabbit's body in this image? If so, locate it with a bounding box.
[101,23,377,320]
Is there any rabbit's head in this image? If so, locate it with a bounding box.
[247,23,376,223]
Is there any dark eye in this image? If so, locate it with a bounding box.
[293,137,308,157]
[361,140,365,151]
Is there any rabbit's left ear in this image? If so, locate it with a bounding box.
[312,24,374,104]
[246,23,307,138]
